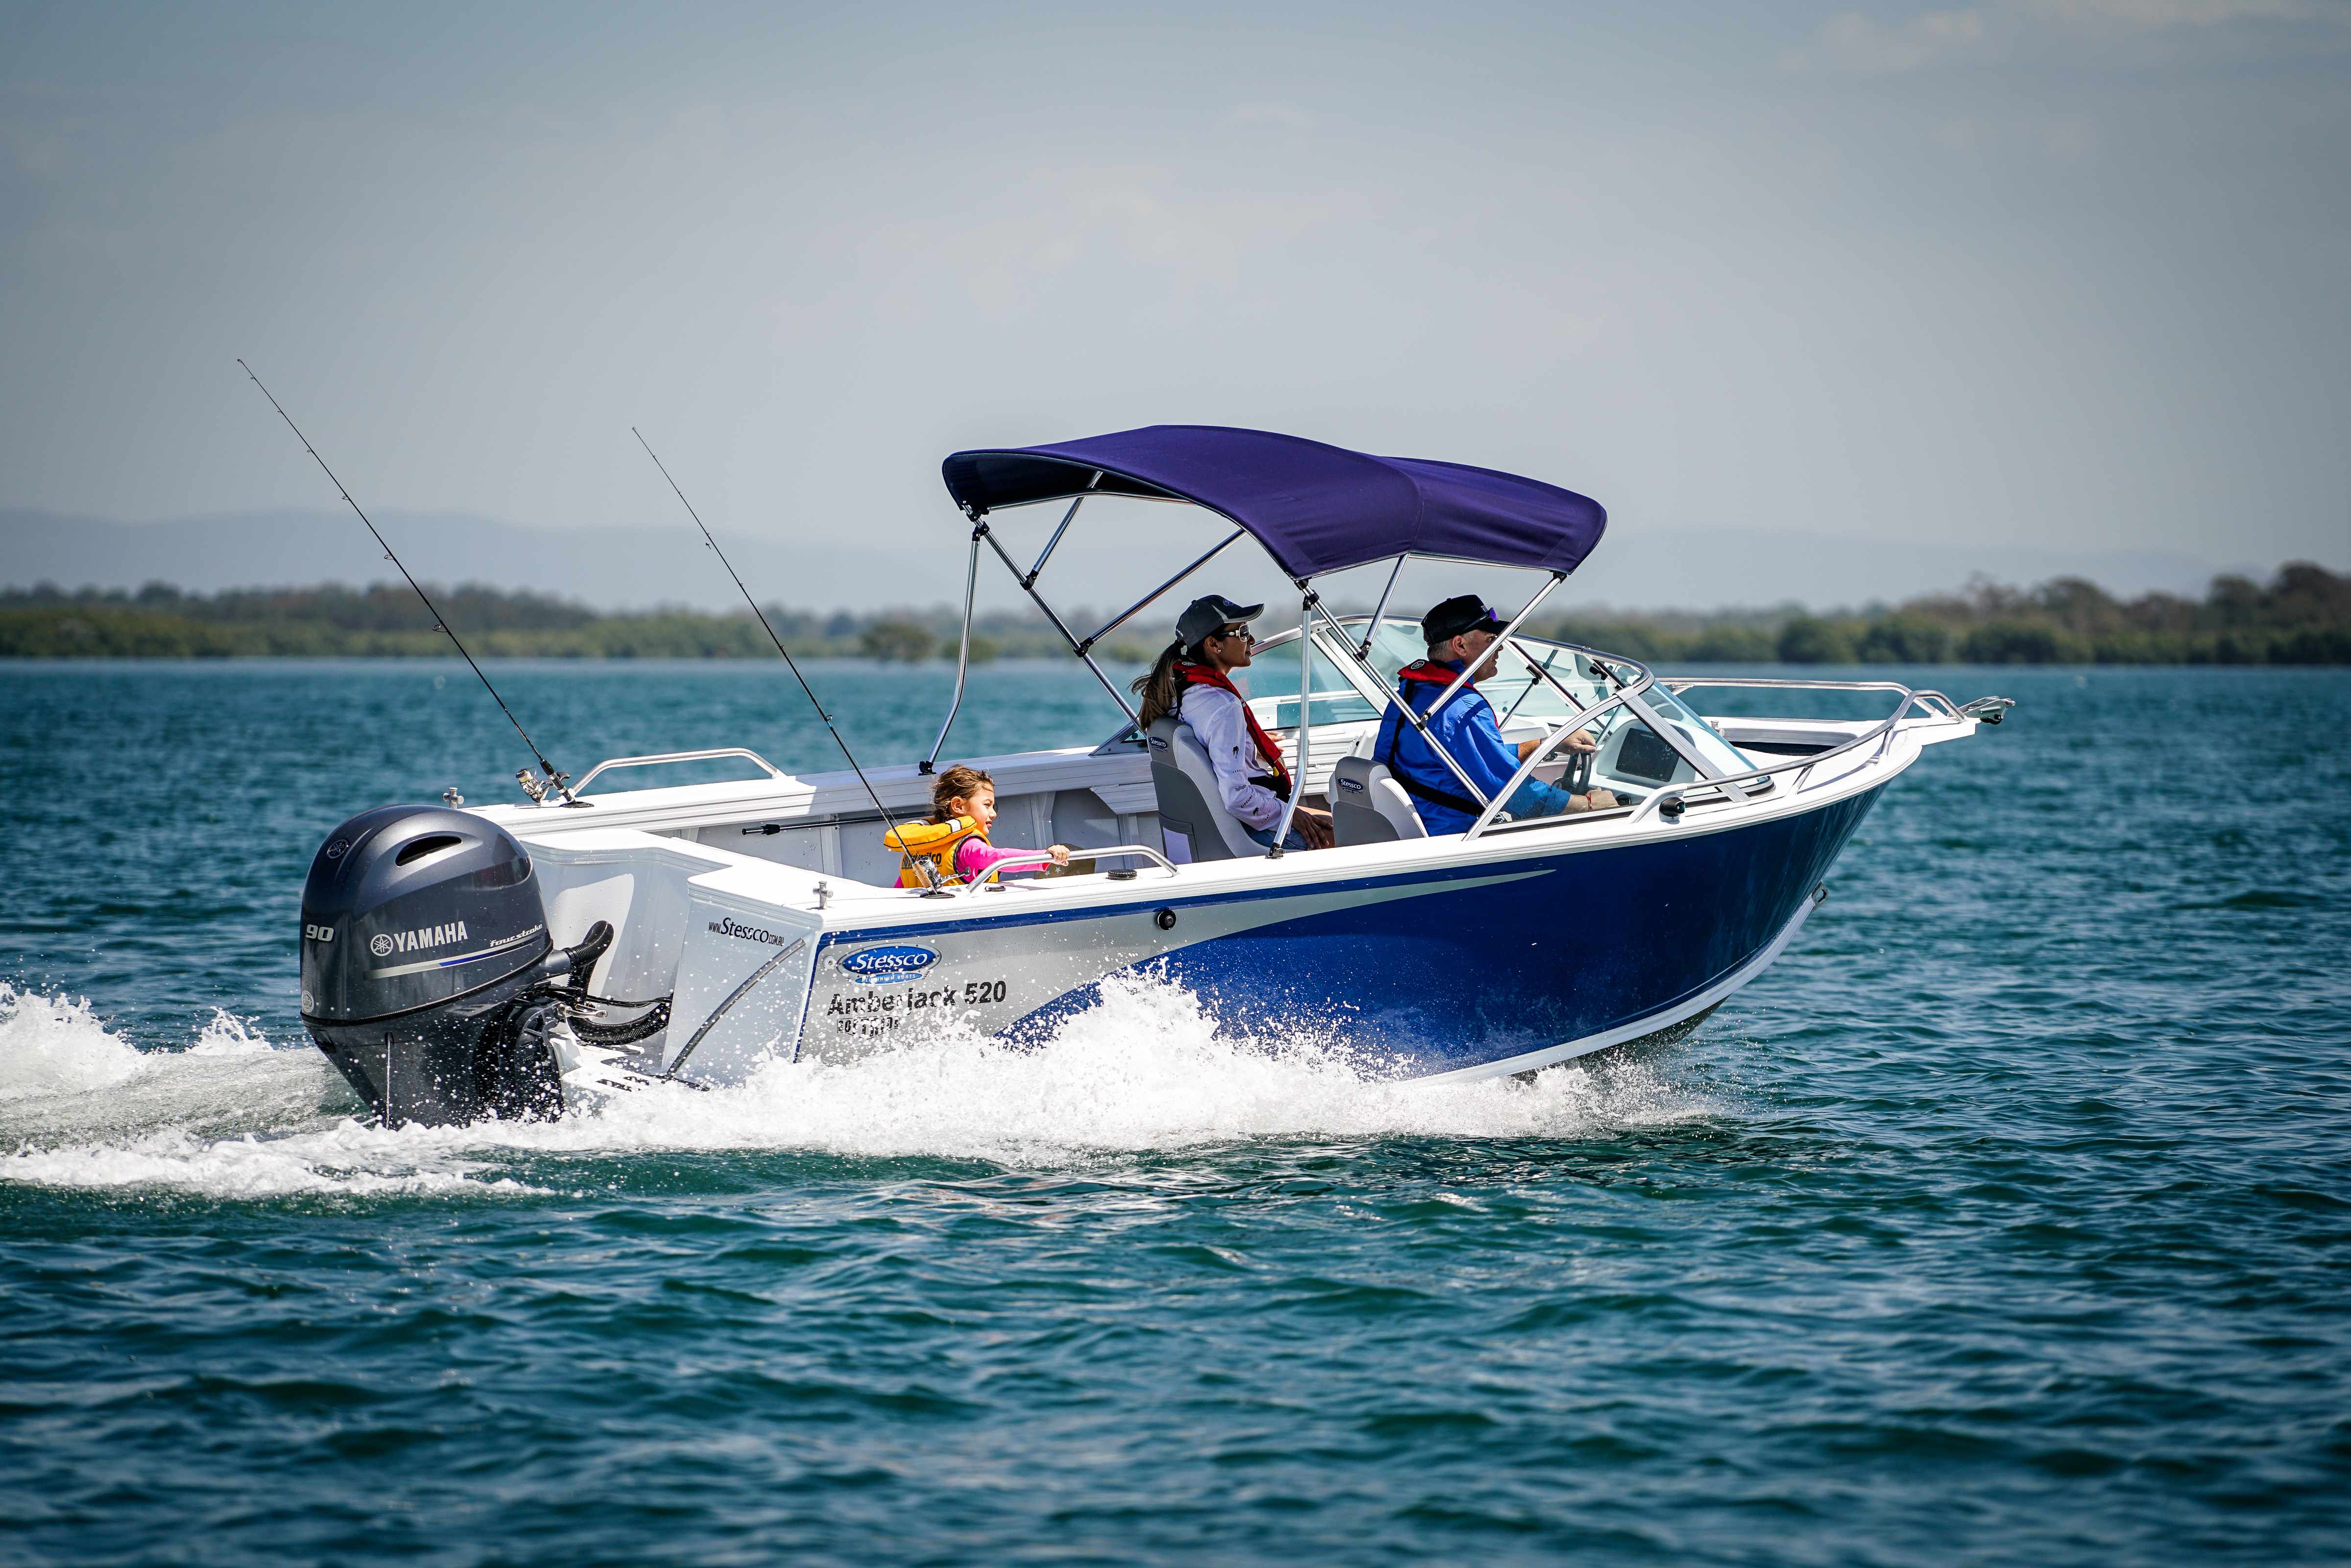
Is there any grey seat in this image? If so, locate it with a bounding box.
[1330,754,1429,845]
[1146,717,1261,862]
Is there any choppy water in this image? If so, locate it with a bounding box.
[3,660,2348,1567]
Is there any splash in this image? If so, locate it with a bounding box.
[0,987,346,1170]
[3,1126,543,1199]
[0,974,1716,1197]
[0,985,148,1101]
[189,1008,276,1057]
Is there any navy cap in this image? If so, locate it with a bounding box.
[1420,594,1507,644]
[1176,594,1266,650]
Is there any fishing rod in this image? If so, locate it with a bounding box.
[630,427,936,887]
[239,360,579,806]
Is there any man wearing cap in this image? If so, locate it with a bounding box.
[1131,594,1335,852]
[1372,594,1616,835]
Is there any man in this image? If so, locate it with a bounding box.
[1133,594,1335,851]
[1373,594,1618,835]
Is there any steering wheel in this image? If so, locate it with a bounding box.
[1534,723,1596,794]
[1560,741,1594,796]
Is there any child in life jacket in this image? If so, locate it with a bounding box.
[884,764,1072,889]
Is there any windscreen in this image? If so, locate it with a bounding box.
[1351,618,1614,727]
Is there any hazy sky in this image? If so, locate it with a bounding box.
[3,0,2346,606]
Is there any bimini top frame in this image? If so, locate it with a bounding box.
[924,424,1615,855]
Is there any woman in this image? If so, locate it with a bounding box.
[1131,594,1335,852]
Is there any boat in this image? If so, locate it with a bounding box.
[296,425,2013,1125]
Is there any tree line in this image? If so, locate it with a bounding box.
[1530,563,2350,666]
[1,562,2345,664]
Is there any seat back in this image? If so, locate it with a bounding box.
[1330,754,1429,845]
[1145,718,1260,862]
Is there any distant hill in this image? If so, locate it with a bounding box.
[3,565,2344,665]
[0,505,2247,617]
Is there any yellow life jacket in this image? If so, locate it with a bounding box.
[883,815,987,889]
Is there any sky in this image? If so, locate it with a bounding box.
[2,0,2346,614]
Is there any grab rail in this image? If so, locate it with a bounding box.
[1618,685,1971,828]
[956,843,1179,894]
[573,748,788,796]
[1465,676,2004,838]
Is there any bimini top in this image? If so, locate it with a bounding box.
[940,425,1607,581]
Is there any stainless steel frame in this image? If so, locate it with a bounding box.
[1266,589,1314,855]
[574,747,787,796]
[1301,599,1493,808]
[1360,555,1405,658]
[1465,676,1985,838]
[1080,526,1248,650]
[956,843,1178,893]
[1422,571,1566,721]
[925,529,985,771]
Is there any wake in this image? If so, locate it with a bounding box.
[0,976,1717,1199]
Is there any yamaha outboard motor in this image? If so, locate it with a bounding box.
[300,805,609,1127]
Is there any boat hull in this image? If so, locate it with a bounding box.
[772,784,1883,1082]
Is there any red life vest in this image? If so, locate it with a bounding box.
[1396,659,1469,692]
[1175,662,1292,796]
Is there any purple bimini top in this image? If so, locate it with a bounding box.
[941,425,1607,581]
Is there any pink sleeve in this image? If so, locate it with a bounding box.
[956,838,1038,881]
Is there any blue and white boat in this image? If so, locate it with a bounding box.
[297,426,2011,1124]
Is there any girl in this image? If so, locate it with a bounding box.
[884,764,1071,889]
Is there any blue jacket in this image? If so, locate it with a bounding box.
[1371,661,1526,834]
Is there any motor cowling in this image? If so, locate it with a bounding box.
[300,805,572,1127]
[302,805,548,1023]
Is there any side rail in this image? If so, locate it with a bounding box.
[1619,685,1971,826]
[1467,678,2003,838]
[956,843,1179,895]
[572,747,788,797]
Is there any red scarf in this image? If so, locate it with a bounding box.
[1176,662,1291,795]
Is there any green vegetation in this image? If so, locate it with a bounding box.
[2,563,2346,664]
[0,582,1156,662]
[1533,563,2351,665]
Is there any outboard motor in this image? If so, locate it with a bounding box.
[300,805,610,1127]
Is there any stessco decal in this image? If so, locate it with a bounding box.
[840,945,938,984]
[708,915,793,947]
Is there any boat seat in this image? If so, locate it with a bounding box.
[1145,717,1260,862]
[1330,754,1428,845]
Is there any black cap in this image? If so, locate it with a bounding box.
[1420,594,1506,644]
[1176,594,1266,650]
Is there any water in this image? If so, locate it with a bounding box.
[3,660,2348,1566]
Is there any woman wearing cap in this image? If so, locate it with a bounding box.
[1372,594,1616,835]
[1131,594,1336,852]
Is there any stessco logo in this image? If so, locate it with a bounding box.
[369,921,469,959]
[841,945,937,984]
[708,916,791,947]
